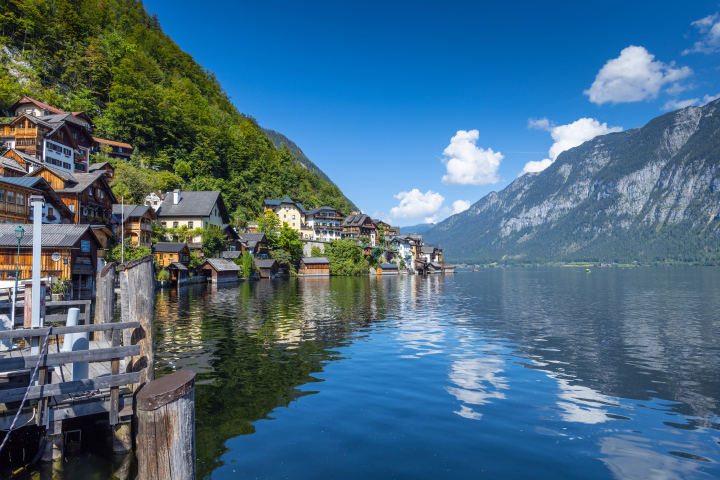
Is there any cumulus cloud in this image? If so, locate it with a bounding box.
[584,46,692,105]
[527,118,554,131]
[683,13,720,54]
[662,93,720,111]
[452,200,471,215]
[520,118,622,176]
[441,130,503,186]
[390,189,445,219]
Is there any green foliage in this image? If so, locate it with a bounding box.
[310,246,323,257]
[200,227,226,258]
[399,259,406,270]
[241,251,254,278]
[157,268,170,281]
[106,243,152,264]
[189,251,203,269]
[151,221,167,243]
[256,211,281,249]
[324,239,369,276]
[270,249,292,267]
[0,0,356,224]
[278,223,303,267]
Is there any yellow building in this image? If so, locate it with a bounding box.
[261,196,307,233]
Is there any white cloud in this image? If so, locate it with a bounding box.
[683,13,720,54]
[662,93,720,111]
[441,130,503,185]
[527,118,554,131]
[452,199,471,215]
[584,46,692,105]
[390,189,445,219]
[520,118,622,176]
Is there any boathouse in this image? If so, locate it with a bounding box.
[255,259,280,278]
[377,263,399,275]
[299,257,331,276]
[198,258,240,283]
[152,242,190,269]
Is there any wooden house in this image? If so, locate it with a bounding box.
[0,224,101,298]
[372,220,399,240]
[299,257,331,276]
[377,263,399,275]
[112,204,157,248]
[0,177,74,225]
[237,233,269,258]
[156,190,229,243]
[166,261,189,285]
[255,259,280,278]
[88,161,115,181]
[93,137,133,161]
[1,148,42,174]
[222,224,243,252]
[342,213,378,246]
[153,243,191,268]
[0,179,42,224]
[198,258,240,284]
[27,166,116,224]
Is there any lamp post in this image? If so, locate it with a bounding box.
[11,225,24,326]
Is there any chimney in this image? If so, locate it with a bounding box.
[173,189,181,205]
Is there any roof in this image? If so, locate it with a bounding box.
[0,224,97,248]
[89,162,112,172]
[222,251,243,259]
[429,262,442,269]
[202,258,240,272]
[11,96,64,115]
[152,242,189,253]
[237,233,267,243]
[0,176,74,218]
[263,196,306,213]
[306,206,341,216]
[29,164,78,183]
[112,204,155,223]
[36,112,88,129]
[168,262,188,271]
[56,171,107,194]
[0,177,41,191]
[301,257,331,265]
[379,263,399,269]
[421,246,436,254]
[222,224,241,240]
[93,137,133,149]
[255,259,279,269]
[342,213,372,227]
[155,190,229,221]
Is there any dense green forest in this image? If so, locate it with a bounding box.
[0,0,356,225]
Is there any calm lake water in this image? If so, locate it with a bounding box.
[9,268,720,479]
[153,268,720,480]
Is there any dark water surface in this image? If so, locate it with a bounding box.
[151,268,720,479]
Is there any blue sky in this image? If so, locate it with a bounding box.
[145,0,720,226]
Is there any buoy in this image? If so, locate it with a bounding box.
[586,268,590,272]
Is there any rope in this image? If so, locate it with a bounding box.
[0,326,53,454]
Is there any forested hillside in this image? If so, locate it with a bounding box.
[425,99,720,265]
[0,0,356,224]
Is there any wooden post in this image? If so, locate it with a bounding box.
[118,255,155,387]
[41,419,63,463]
[136,370,196,480]
[95,262,116,342]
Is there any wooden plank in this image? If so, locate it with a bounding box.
[36,333,48,427]
[0,345,140,371]
[0,322,141,340]
[110,328,120,425]
[0,372,140,403]
[44,313,87,323]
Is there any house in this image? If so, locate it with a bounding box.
[0,177,74,224]
[0,224,102,298]
[88,161,115,181]
[35,112,95,169]
[155,190,229,243]
[222,224,243,252]
[299,257,331,276]
[262,197,306,233]
[373,220,400,239]
[152,243,191,268]
[237,233,269,258]
[10,95,65,117]
[377,263,399,275]
[90,226,114,260]
[1,148,43,174]
[342,213,378,246]
[27,166,116,224]
[93,137,133,161]
[388,236,416,269]
[420,244,443,263]
[144,191,164,211]
[304,206,345,242]
[198,258,240,284]
[255,259,280,278]
[166,261,190,285]
[112,204,157,248]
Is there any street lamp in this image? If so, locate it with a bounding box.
[12,225,24,325]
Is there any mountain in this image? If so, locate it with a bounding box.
[425,99,720,265]
[400,223,436,235]
[261,128,358,211]
[0,0,356,222]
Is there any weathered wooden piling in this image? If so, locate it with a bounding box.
[136,370,196,480]
[95,262,116,342]
[119,255,155,386]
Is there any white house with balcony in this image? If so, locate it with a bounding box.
[304,206,346,242]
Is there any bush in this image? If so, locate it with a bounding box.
[158,269,170,281]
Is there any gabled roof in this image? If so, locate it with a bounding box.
[89,162,113,172]
[112,204,156,223]
[222,224,241,240]
[168,261,188,271]
[12,113,55,129]
[27,164,78,183]
[342,213,373,227]
[379,263,399,269]
[420,246,436,254]
[0,224,98,248]
[263,196,306,213]
[255,259,279,269]
[57,171,115,203]
[93,137,133,149]
[301,257,331,264]
[202,258,240,272]
[156,190,229,222]
[222,251,243,259]
[237,233,267,243]
[153,242,189,253]
[4,148,42,169]
[0,154,26,174]
[10,96,65,115]
[305,206,342,216]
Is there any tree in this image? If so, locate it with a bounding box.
[189,251,204,269]
[310,246,323,257]
[201,227,226,258]
[106,244,152,264]
[278,223,303,266]
[324,239,369,276]
[241,251,254,278]
[270,249,292,270]
[256,210,281,249]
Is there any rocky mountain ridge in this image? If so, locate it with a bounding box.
[424,99,720,264]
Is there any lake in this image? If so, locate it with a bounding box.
[152,268,719,479]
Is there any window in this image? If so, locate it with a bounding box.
[89,188,93,196]
[63,148,70,156]
[16,193,24,206]
[100,191,104,199]
[118,147,123,153]
[0,190,5,202]
[188,221,193,229]
[292,215,296,219]
[48,207,54,216]
[183,255,189,262]
[173,221,178,228]
[72,133,77,139]
[283,214,287,219]
[161,222,166,227]
[69,204,75,213]
[6,191,14,204]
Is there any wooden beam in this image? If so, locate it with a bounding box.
[0,345,140,371]
[0,321,141,339]
[0,372,140,403]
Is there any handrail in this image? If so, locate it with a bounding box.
[0,321,141,340]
